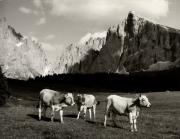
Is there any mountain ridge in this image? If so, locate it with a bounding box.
[54,11,180,74]
[0,17,48,80]
[1,11,180,80]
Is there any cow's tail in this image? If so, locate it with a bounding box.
[95,100,100,106]
[36,96,41,108]
[36,90,43,108]
[105,98,112,118]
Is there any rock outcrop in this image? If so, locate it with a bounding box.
[55,11,180,74]
[89,22,126,73]
[0,18,48,80]
[123,12,180,73]
[54,32,106,73]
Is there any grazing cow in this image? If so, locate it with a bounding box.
[38,89,75,123]
[104,94,151,132]
[76,94,99,120]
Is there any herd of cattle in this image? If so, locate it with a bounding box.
[38,89,151,132]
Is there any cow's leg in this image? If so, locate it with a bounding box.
[89,108,92,120]
[112,113,117,127]
[92,105,96,120]
[129,113,134,132]
[77,111,81,119]
[104,114,107,127]
[59,109,64,124]
[104,99,111,127]
[83,107,87,120]
[134,111,139,132]
[51,106,55,122]
[43,106,47,119]
[77,106,83,119]
[77,112,81,119]
[39,108,42,120]
[133,118,137,132]
[38,101,42,120]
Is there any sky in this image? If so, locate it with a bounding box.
[0,0,180,61]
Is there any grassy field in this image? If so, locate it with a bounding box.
[0,90,180,139]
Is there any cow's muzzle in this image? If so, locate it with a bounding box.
[147,103,151,107]
[71,102,75,106]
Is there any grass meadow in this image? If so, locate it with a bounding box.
[0,90,180,139]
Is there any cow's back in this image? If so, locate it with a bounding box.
[107,95,133,114]
[84,94,96,108]
[40,89,61,106]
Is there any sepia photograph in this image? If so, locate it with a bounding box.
[0,0,180,138]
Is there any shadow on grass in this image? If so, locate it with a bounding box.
[63,113,77,118]
[42,130,59,139]
[86,120,130,131]
[86,120,125,129]
[159,131,180,137]
[27,114,59,122]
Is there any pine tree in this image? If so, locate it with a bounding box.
[0,66,10,105]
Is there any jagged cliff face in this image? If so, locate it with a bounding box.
[3,12,179,78]
[89,22,126,73]
[123,12,180,72]
[55,12,180,74]
[0,18,48,80]
[54,32,106,73]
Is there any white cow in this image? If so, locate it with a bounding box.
[104,94,151,132]
[76,94,99,120]
[38,89,75,123]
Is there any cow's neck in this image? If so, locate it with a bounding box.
[131,98,141,110]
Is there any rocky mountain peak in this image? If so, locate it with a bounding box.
[54,11,180,74]
[54,31,106,74]
[0,18,48,80]
[1,11,180,79]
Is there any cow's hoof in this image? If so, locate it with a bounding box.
[61,122,64,124]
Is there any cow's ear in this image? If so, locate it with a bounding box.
[139,94,142,97]
[64,94,68,98]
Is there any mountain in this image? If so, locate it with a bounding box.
[54,31,106,73]
[55,11,180,74]
[2,11,180,80]
[122,11,180,73]
[0,18,48,80]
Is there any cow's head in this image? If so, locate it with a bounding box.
[64,93,75,106]
[139,94,151,107]
[76,94,85,105]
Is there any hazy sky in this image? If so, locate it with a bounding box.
[0,0,180,61]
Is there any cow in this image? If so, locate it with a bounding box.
[76,94,99,121]
[38,89,75,123]
[104,94,151,132]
